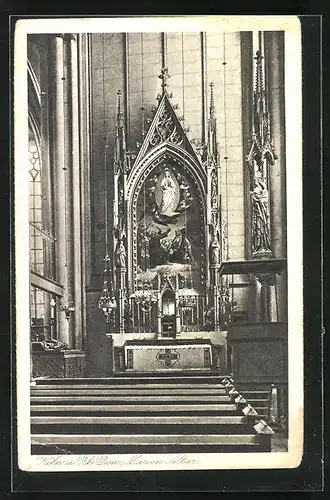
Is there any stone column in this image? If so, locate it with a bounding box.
[269,281,278,322]
[213,283,220,331]
[69,34,83,349]
[257,273,276,323]
[51,34,69,346]
[264,31,287,322]
[250,275,262,322]
[175,290,180,335]
[157,292,162,335]
[260,283,270,323]
[62,35,75,348]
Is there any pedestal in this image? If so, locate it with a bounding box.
[32,350,86,378]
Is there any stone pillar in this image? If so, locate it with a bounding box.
[157,291,162,335]
[117,271,126,334]
[269,282,278,322]
[213,284,220,331]
[260,283,270,323]
[257,273,276,323]
[175,290,180,335]
[52,35,69,346]
[249,275,262,322]
[103,334,114,376]
[264,31,287,322]
[69,35,83,349]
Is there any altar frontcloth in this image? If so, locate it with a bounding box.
[124,339,212,371]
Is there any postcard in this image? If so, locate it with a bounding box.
[14,15,303,472]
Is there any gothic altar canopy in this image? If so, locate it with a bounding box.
[98,63,275,337]
[97,68,223,337]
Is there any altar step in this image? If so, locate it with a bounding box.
[31,434,266,454]
[33,373,228,385]
[237,386,272,421]
[31,374,274,454]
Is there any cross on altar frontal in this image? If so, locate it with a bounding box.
[156,348,180,368]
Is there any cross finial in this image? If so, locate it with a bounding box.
[254,50,264,94]
[209,82,215,117]
[117,89,122,116]
[116,89,125,131]
[158,67,171,94]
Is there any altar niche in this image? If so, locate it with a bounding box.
[161,289,176,337]
[135,160,203,289]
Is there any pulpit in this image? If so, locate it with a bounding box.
[124,339,212,371]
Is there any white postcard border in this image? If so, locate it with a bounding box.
[14,15,303,472]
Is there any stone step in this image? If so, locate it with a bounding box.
[245,398,269,404]
[31,395,232,403]
[31,432,271,454]
[32,424,255,436]
[31,443,269,454]
[31,415,249,425]
[31,403,238,413]
[30,388,228,396]
[253,407,269,415]
[241,394,270,400]
[31,383,227,391]
[34,374,229,385]
[28,374,276,455]
[31,433,265,446]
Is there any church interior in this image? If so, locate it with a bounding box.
[27,30,288,453]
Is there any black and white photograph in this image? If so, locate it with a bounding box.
[14,16,303,472]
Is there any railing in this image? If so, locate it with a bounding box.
[126,301,158,333]
[268,383,288,436]
[223,377,274,451]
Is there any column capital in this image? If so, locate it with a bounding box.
[254,272,276,286]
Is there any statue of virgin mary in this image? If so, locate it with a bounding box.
[159,169,177,217]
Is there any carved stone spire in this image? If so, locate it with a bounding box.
[249,49,274,163]
[209,82,216,121]
[247,38,276,258]
[254,49,263,97]
[114,89,127,174]
[207,83,218,164]
[158,67,171,95]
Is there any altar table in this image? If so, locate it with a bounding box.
[124,339,212,371]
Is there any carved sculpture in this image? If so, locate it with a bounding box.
[159,169,178,216]
[210,168,218,209]
[116,239,126,268]
[251,170,271,252]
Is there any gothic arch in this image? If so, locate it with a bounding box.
[126,142,207,293]
[126,141,206,201]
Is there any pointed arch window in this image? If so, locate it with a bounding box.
[28,124,56,280]
[29,122,59,340]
